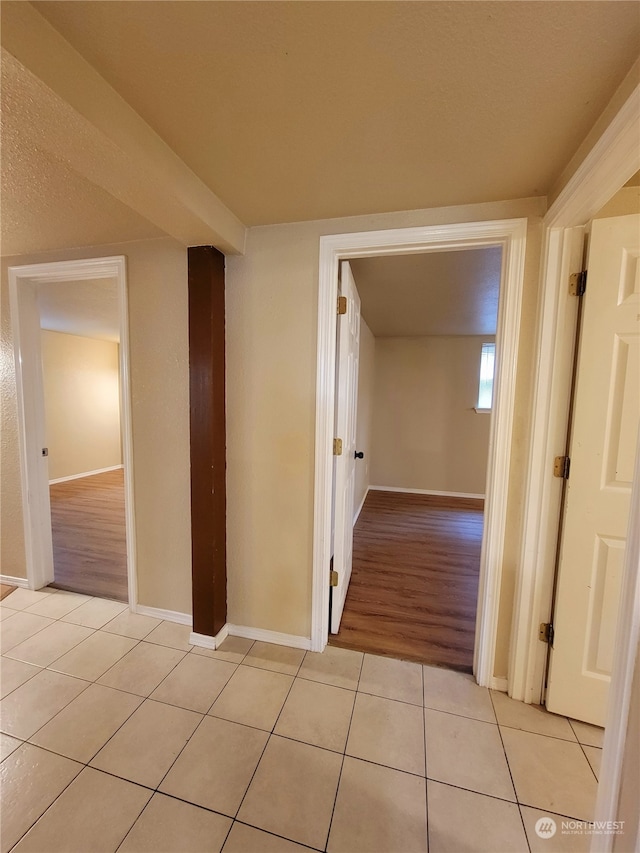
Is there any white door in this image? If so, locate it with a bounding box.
[331,261,361,633]
[546,213,640,726]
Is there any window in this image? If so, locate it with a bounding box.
[476,342,495,411]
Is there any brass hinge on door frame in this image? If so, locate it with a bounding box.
[337,296,347,315]
[330,570,339,587]
[333,438,343,456]
[553,455,570,479]
[569,270,587,296]
[539,622,555,645]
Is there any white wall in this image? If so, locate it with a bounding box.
[371,336,492,496]
[41,330,122,481]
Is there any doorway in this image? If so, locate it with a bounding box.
[8,256,137,605]
[311,219,528,690]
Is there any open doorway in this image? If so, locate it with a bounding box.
[330,247,501,671]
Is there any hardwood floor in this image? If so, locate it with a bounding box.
[329,490,483,671]
[0,584,17,601]
[49,469,128,602]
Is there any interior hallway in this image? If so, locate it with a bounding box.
[49,469,127,602]
[330,490,483,671]
[0,587,602,853]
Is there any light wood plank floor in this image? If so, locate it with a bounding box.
[329,490,483,671]
[50,469,128,602]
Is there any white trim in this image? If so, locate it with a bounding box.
[312,218,528,690]
[353,488,369,525]
[49,465,123,485]
[370,486,485,501]
[0,575,30,589]
[9,257,138,605]
[190,623,229,650]
[134,603,192,626]
[490,676,508,693]
[227,624,312,651]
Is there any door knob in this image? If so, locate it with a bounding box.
[354,451,364,459]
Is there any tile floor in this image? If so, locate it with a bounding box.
[0,588,604,852]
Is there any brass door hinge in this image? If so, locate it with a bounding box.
[569,270,587,296]
[539,622,554,645]
[337,296,347,315]
[333,438,343,456]
[553,456,570,479]
[330,570,339,587]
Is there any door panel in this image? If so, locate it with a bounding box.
[546,214,640,725]
[331,261,361,633]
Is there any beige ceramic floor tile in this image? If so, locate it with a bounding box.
[223,823,312,853]
[569,719,605,748]
[0,612,53,654]
[119,792,232,853]
[238,735,342,850]
[151,653,236,712]
[0,733,23,762]
[0,607,17,622]
[0,743,82,853]
[49,630,138,681]
[0,588,55,612]
[274,678,355,752]
[61,597,128,629]
[191,635,254,664]
[425,708,515,801]
[24,590,90,619]
[427,780,527,852]
[521,806,597,852]
[243,641,305,675]
[12,766,151,853]
[492,690,577,740]
[347,692,425,775]
[0,657,41,699]
[160,715,268,816]
[31,683,143,763]
[0,669,89,739]
[423,665,495,723]
[101,609,162,640]
[359,653,423,705]
[144,620,193,651]
[328,756,428,853]
[583,745,602,780]
[4,621,94,668]
[90,698,202,788]
[209,665,293,731]
[97,640,186,696]
[298,646,363,691]
[501,727,598,820]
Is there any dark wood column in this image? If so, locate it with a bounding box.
[188,246,226,636]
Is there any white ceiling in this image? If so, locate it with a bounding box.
[38,278,120,342]
[351,247,501,338]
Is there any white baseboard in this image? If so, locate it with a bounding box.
[134,603,192,626]
[490,676,508,692]
[0,575,30,589]
[370,485,485,500]
[190,623,229,650]
[353,487,369,525]
[49,464,123,485]
[227,624,311,651]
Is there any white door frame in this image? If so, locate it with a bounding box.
[312,218,528,689]
[9,256,138,608]
[506,82,639,850]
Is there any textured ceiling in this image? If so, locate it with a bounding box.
[38,278,120,342]
[28,0,640,226]
[351,248,501,338]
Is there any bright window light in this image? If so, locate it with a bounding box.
[477,343,495,411]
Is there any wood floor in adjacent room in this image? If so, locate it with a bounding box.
[49,469,128,602]
[329,489,483,672]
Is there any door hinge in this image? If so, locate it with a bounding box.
[330,569,339,587]
[553,455,570,479]
[333,438,343,456]
[337,296,347,315]
[569,270,587,296]
[539,622,555,645]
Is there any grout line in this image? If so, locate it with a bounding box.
[422,663,430,852]
[230,819,323,852]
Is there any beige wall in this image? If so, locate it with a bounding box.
[1,237,192,614]
[594,186,640,220]
[226,197,544,673]
[371,336,492,495]
[354,319,375,514]
[41,330,122,481]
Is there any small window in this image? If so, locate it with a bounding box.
[476,343,496,412]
